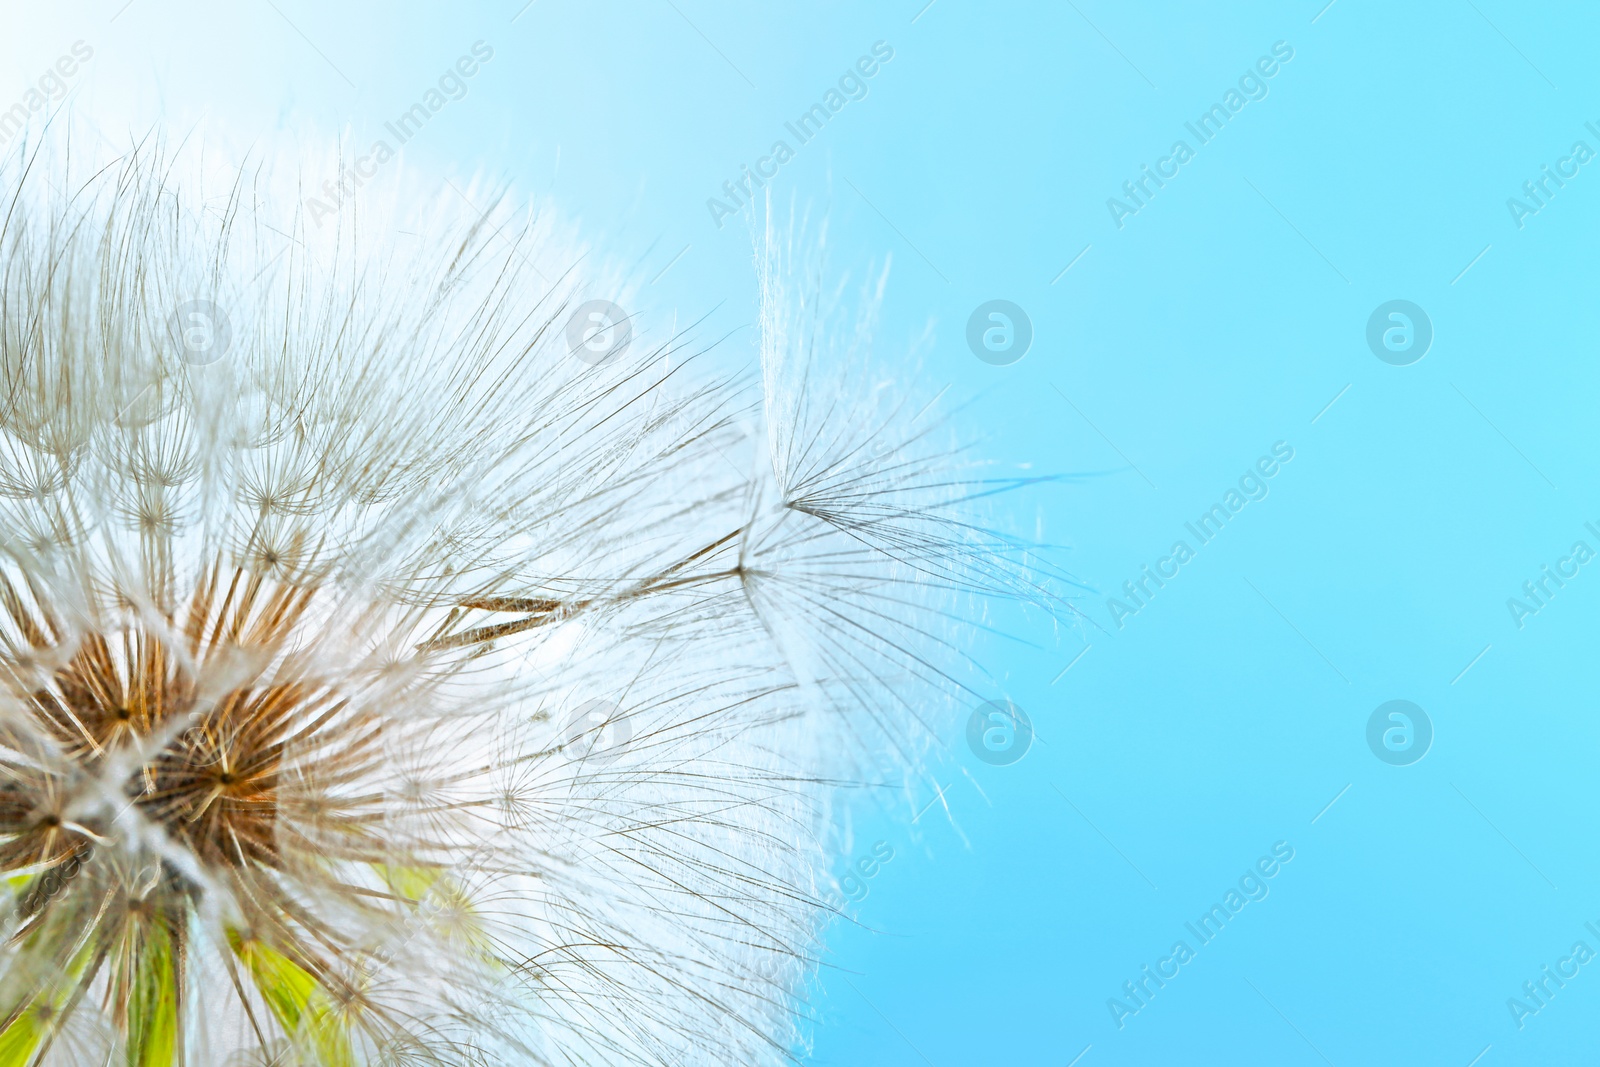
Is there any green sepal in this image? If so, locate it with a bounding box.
[126,922,179,1067]
[230,933,355,1067]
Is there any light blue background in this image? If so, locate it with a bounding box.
[17,1,1600,1062]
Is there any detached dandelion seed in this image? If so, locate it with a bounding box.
[0,141,1056,1065]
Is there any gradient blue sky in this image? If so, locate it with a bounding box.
[10,2,1600,1063]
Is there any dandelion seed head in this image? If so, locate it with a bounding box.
[0,133,1056,1065]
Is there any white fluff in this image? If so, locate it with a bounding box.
[0,135,1046,1066]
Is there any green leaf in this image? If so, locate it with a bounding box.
[231,934,355,1067]
[0,908,109,1067]
[126,923,178,1067]
[0,1010,44,1067]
